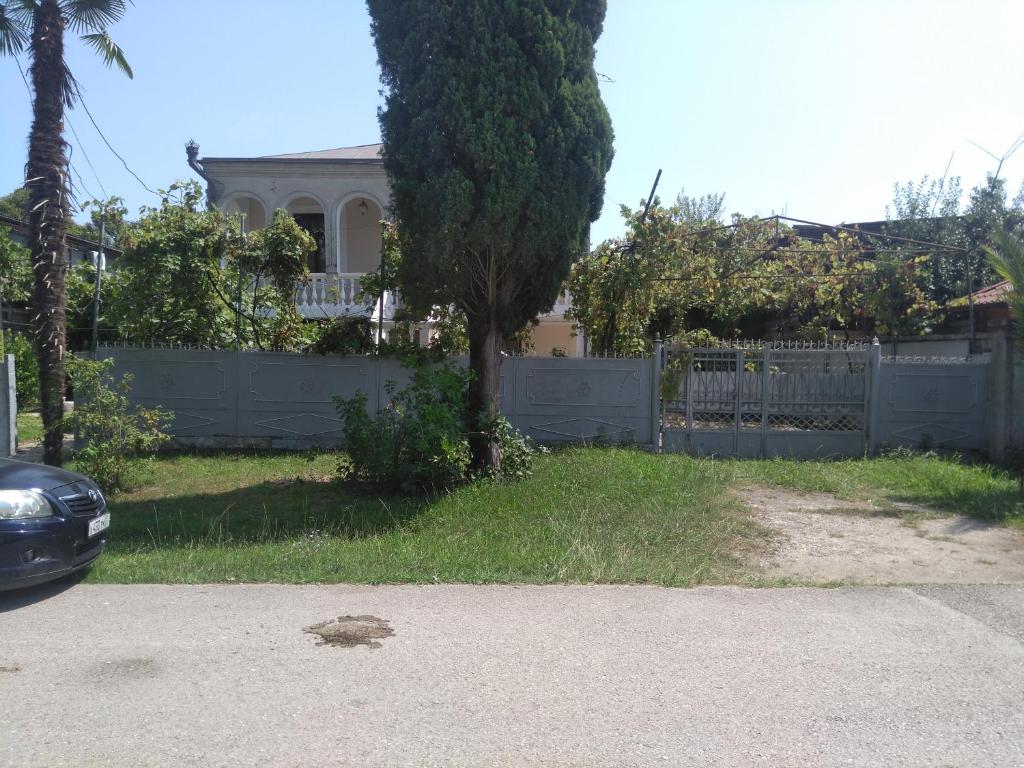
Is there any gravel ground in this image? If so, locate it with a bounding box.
[1,582,1023,767]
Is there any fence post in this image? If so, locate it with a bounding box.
[988,333,1009,463]
[760,344,770,458]
[866,337,882,455]
[684,351,694,453]
[1,354,14,457]
[650,340,663,452]
[734,349,744,456]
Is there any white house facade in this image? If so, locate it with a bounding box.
[194,143,581,355]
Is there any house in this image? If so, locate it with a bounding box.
[0,213,121,331]
[0,213,122,269]
[189,143,582,356]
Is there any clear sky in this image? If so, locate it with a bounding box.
[1,0,1022,244]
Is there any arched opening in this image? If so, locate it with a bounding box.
[343,197,383,273]
[224,195,267,231]
[287,195,326,272]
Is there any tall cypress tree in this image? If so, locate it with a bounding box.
[368,0,614,469]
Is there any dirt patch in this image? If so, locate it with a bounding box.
[303,615,394,649]
[739,486,1024,584]
[0,664,21,674]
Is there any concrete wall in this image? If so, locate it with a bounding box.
[96,348,655,450]
[1,355,14,458]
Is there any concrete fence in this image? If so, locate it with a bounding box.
[95,347,658,450]
[1,355,14,458]
[93,341,1018,461]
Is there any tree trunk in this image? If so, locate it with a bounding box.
[27,0,70,466]
[467,309,502,472]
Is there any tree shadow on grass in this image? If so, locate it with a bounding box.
[105,478,430,551]
[885,488,1024,523]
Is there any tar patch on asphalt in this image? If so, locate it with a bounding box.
[303,615,394,649]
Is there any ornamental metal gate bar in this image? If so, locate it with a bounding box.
[661,343,870,458]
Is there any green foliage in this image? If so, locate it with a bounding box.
[309,317,375,356]
[0,225,31,305]
[1,330,39,410]
[105,183,313,350]
[0,187,30,220]
[569,194,945,354]
[337,362,473,492]
[368,0,614,468]
[369,0,615,328]
[984,226,1024,350]
[885,174,1020,310]
[336,360,538,492]
[105,181,235,347]
[65,356,171,492]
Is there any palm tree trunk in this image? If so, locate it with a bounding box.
[26,0,70,466]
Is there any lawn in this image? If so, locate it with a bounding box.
[81,448,1024,585]
[16,411,43,444]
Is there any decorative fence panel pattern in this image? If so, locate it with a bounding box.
[871,357,990,452]
[95,347,655,449]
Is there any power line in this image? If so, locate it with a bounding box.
[15,56,102,211]
[66,117,109,199]
[67,145,99,204]
[73,85,159,197]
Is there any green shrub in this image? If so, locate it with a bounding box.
[309,317,375,356]
[336,360,538,492]
[2,330,39,411]
[66,356,171,493]
[337,361,471,492]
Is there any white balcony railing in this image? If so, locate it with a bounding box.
[295,273,570,322]
[295,273,399,320]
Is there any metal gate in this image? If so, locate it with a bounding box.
[661,342,869,458]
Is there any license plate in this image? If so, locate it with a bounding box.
[88,513,110,538]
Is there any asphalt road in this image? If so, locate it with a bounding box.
[1,583,1022,767]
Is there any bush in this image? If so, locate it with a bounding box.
[309,317,375,356]
[66,356,171,492]
[2,330,39,411]
[337,361,471,492]
[336,360,538,492]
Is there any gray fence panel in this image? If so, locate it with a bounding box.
[237,352,377,447]
[98,348,238,440]
[509,356,652,444]
[874,361,989,452]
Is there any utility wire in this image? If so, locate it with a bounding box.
[16,56,104,209]
[67,145,99,204]
[66,118,108,200]
[73,85,159,197]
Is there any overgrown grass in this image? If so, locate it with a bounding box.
[83,449,761,585]
[78,448,1024,585]
[728,451,1024,528]
[16,411,43,444]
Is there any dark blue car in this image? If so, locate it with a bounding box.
[0,458,109,591]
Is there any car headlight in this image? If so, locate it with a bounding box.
[0,490,55,519]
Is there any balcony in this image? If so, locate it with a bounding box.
[294,273,571,323]
[294,273,398,320]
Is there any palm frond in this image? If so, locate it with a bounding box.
[80,29,132,78]
[984,227,1024,348]
[0,2,31,56]
[61,0,129,33]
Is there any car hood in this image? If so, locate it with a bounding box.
[0,458,94,493]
